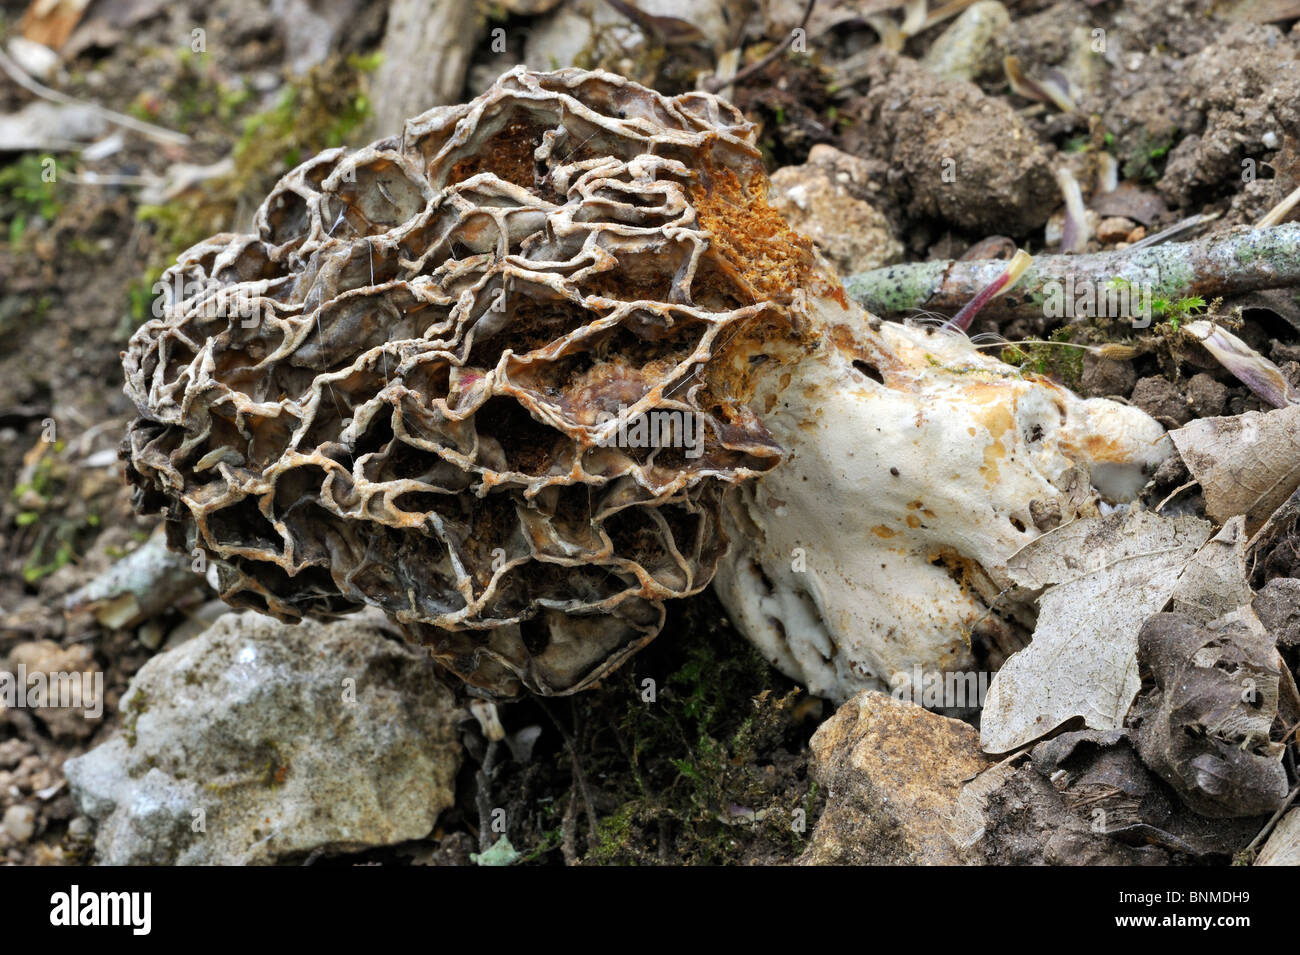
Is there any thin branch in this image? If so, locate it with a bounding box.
[1244,781,1300,856]
[0,46,189,146]
[474,738,500,853]
[539,699,599,848]
[846,223,1300,321]
[702,0,816,95]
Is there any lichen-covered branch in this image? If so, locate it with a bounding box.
[844,223,1300,320]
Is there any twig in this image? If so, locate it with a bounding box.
[1127,211,1220,250]
[0,47,189,146]
[702,0,816,94]
[561,788,579,866]
[474,738,500,853]
[1259,181,1300,228]
[846,223,1300,321]
[539,699,599,847]
[1244,781,1300,855]
[922,0,979,29]
[63,528,202,629]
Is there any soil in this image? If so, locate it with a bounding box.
[2,0,1300,865]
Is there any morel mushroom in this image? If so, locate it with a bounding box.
[123,67,1170,700]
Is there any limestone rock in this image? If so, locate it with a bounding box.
[65,610,461,865]
[798,692,991,865]
[771,146,904,277]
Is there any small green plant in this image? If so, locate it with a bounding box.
[1151,294,1206,330]
[1002,326,1084,387]
[1122,128,1180,182]
[0,154,63,247]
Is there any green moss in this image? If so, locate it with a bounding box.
[1151,294,1205,330]
[12,443,99,582]
[844,261,950,316]
[567,596,822,865]
[0,154,64,249]
[234,59,375,172]
[1122,128,1180,183]
[522,827,563,863]
[1002,326,1085,388]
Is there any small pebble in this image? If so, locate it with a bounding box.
[138,619,165,650]
[3,804,36,842]
[67,816,93,840]
[1186,373,1228,418]
[1097,216,1138,244]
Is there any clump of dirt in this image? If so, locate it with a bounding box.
[839,50,1060,239]
[730,56,837,168]
[1155,23,1300,212]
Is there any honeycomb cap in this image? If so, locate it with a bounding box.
[122,67,823,696]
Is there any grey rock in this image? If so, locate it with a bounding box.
[65,610,461,865]
[525,0,645,73]
[771,146,904,276]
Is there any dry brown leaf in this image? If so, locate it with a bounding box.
[1170,403,1300,533]
[1256,807,1300,865]
[980,509,1211,754]
[18,0,91,51]
[1170,516,1255,623]
[1131,612,1289,817]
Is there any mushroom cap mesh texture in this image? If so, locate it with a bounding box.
[123,67,821,696]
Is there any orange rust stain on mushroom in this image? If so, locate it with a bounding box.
[825,323,908,380]
[979,439,1006,488]
[1080,432,1138,463]
[687,161,815,307]
[689,158,824,411]
[926,547,980,601]
[446,115,551,190]
[969,400,1014,488]
[872,525,897,539]
[982,404,1015,440]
